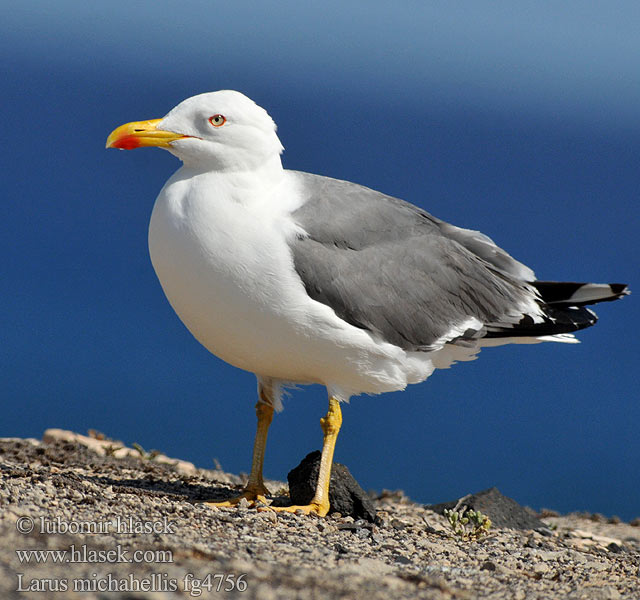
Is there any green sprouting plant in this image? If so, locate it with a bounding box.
[443,506,492,540]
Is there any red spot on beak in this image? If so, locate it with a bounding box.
[111,135,142,150]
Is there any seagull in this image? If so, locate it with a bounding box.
[106,90,628,516]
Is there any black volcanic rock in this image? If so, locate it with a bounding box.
[426,487,547,530]
[288,451,377,522]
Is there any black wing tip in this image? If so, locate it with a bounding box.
[485,305,598,339]
[533,281,630,306]
[588,283,630,305]
[610,283,630,296]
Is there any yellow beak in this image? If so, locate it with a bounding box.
[105,119,189,150]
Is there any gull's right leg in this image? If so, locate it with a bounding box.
[205,379,275,508]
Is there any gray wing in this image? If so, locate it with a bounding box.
[288,171,538,351]
[436,222,535,281]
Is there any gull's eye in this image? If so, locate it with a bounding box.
[208,114,226,127]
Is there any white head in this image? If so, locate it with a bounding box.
[107,90,284,172]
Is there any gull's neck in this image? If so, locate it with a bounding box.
[182,154,286,205]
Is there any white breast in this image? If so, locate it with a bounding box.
[148,168,436,396]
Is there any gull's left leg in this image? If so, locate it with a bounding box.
[206,380,275,508]
[263,394,342,516]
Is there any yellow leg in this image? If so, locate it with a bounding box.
[263,395,342,516]
[206,383,274,508]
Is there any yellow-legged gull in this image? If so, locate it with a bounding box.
[106,90,628,516]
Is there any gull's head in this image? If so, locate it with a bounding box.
[106,90,284,170]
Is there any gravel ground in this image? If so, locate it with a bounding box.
[0,432,638,599]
